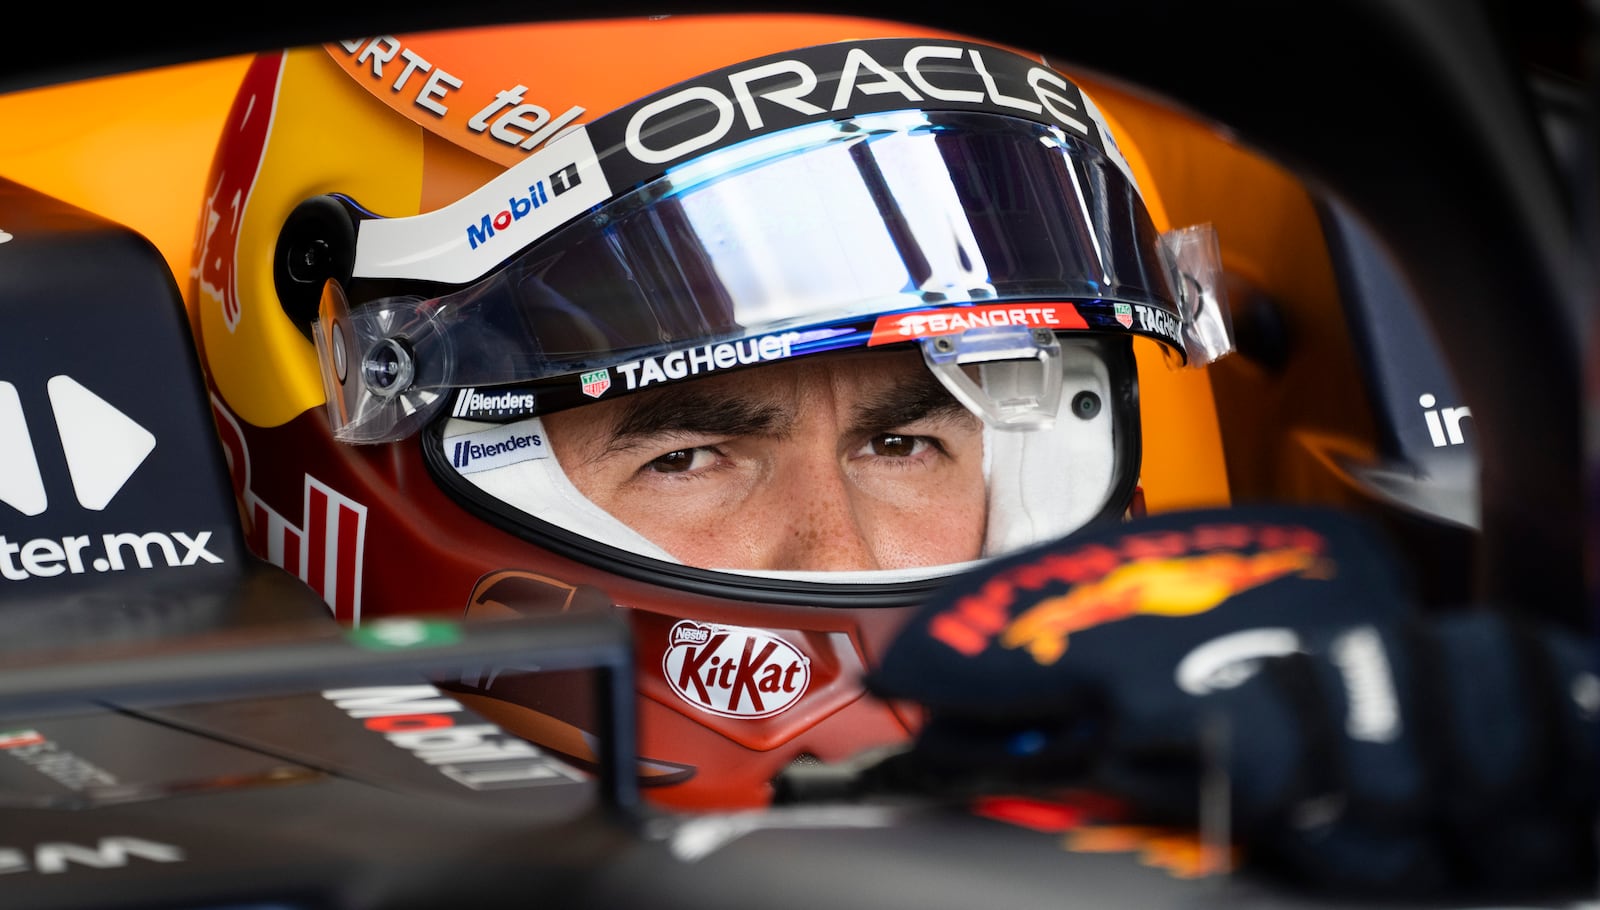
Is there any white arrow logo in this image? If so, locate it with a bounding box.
[0,383,47,516]
[0,377,155,515]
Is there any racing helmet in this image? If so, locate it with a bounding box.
[189,14,1232,808]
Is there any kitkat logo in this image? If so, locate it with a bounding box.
[662,620,810,718]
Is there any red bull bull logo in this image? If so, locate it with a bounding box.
[929,523,1333,663]
[1002,548,1328,664]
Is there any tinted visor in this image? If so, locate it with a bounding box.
[317,110,1186,443]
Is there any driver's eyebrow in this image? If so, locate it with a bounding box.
[847,369,976,437]
[602,388,792,454]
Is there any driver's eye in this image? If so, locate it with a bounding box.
[872,434,916,457]
[649,450,695,473]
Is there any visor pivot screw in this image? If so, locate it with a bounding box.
[292,238,328,276]
[361,337,416,400]
[274,194,358,339]
[933,337,955,354]
[1033,329,1054,346]
[1071,391,1102,420]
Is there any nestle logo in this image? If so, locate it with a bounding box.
[672,624,711,645]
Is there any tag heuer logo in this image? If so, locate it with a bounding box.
[580,369,611,399]
[1114,303,1134,329]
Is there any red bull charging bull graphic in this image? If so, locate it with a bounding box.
[927,522,1335,665]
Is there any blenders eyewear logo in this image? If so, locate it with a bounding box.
[0,377,224,582]
[451,433,542,468]
[464,163,584,251]
[445,421,549,475]
[452,387,540,420]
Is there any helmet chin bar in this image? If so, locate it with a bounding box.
[920,325,1063,431]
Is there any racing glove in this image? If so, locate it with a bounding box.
[861,505,1599,898]
[1179,608,1600,898]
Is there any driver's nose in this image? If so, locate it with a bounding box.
[759,460,880,572]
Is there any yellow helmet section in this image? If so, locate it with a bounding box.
[194,47,427,429]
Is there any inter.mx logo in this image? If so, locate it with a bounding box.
[0,376,223,580]
[0,837,184,875]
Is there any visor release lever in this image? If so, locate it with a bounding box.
[920,325,1063,431]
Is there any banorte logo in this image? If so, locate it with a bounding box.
[929,523,1335,665]
[867,302,1087,346]
[662,620,811,719]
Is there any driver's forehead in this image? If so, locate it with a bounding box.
[677,348,927,400]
